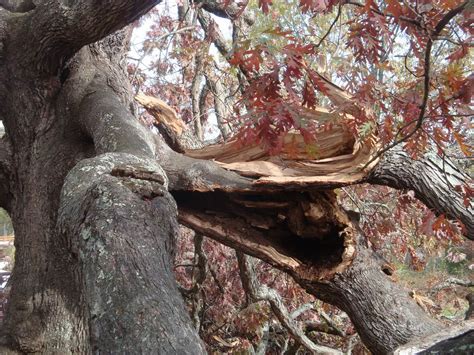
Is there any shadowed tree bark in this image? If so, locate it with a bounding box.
[0,1,471,354]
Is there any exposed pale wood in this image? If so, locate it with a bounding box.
[135,93,185,136]
[310,71,355,109]
[178,209,302,270]
[186,124,355,162]
[136,93,380,187]
[213,135,379,186]
[175,190,357,282]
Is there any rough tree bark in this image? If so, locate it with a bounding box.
[0,1,470,354]
[173,187,444,354]
[370,149,473,239]
[0,1,204,353]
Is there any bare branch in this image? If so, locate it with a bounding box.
[198,80,210,128]
[291,303,345,337]
[365,1,471,166]
[197,9,232,57]
[131,25,196,94]
[433,1,471,35]
[430,277,474,295]
[291,303,314,319]
[204,65,232,139]
[191,49,207,141]
[236,252,343,355]
[344,1,422,28]
[254,322,270,355]
[189,234,207,329]
[194,0,254,26]
[315,2,341,48]
[305,321,344,337]
[315,310,345,337]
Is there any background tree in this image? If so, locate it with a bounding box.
[0,0,471,354]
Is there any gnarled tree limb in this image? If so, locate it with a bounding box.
[369,148,473,239]
[19,0,162,73]
[56,152,205,353]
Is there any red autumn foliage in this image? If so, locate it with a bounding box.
[130,0,472,351]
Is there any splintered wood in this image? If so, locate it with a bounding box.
[135,93,185,136]
[136,77,380,188]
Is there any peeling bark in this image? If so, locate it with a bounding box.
[135,89,458,353]
[137,92,380,187]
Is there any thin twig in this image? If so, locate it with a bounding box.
[363,1,469,167]
[345,1,422,28]
[315,2,342,48]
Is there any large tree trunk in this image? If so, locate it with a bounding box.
[0,1,466,354]
[0,4,204,352]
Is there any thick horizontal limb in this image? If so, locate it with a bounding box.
[174,190,443,354]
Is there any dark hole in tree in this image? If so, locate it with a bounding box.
[172,191,346,270]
